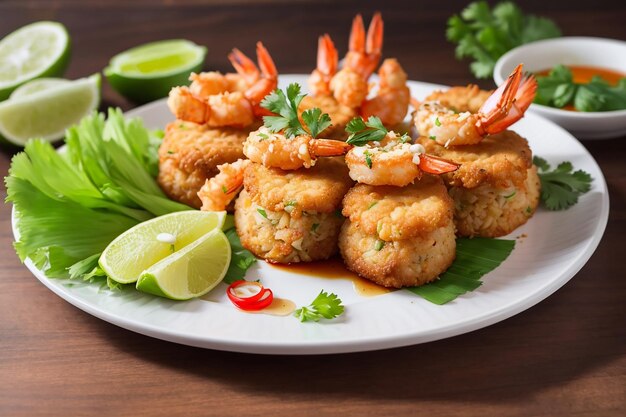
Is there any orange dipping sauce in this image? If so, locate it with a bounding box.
[536,65,625,85]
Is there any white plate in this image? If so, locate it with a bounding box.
[13,75,609,354]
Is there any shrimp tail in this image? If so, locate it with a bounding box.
[244,42,279,115]
[477,64,537,135]
[345,12,384,80]
[309,139,353,157]
[228,48,260,86]
[418,154,460,175]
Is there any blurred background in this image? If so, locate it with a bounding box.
[2,0,625,110]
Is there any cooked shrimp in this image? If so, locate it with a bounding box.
[308,34,338,97]
[198,159,250,211]
[167,42,278,127]
[424,84,492,114]
[243,126,353,170]
[345,132,459,187]
[414,64,537,147]
[360,58,410,126]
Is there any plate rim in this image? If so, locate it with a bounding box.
[11,76,610,354]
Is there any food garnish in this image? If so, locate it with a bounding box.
[294,290,344,322]
[227,280,274,311]
[534,65,626,112]
[223,228,257,284]
[447,1,561,78]
[345,115,388,145]
[533,156,593,210]
[406,237,515,305]
[260,83,331,138]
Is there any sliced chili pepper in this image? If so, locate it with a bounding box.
[227,280,274,311]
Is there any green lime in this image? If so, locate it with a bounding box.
[0,74,100,146]
[0,21,71,101]
[10,77,71,99]
[104,39,206,103]
[99,210,227,285]
[136,228,231,300]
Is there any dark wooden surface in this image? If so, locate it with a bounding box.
[1,1,625,416]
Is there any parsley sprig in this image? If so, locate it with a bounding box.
[535,65,626,112]
[534,156,593,210]
[294,290,344,322]
[346,116,388,145]
[447,1,561,79]
[260,83,331,138]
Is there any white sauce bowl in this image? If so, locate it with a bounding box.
[493,37,626,140]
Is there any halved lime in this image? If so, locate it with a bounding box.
[0,74,100,146]
[104,39,206,103]
[136,228,231,300]
[10,77,70,99]
[0,21,71,101]
[99,211,227,285]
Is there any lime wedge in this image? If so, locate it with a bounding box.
[104,39,206,103]
[137,228,231,300]
[0,74,100,146]
[0,21,71,101]
[99,210,227,285]
[10,77,71,99]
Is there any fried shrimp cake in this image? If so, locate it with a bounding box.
[235,158,353,263]
[339,175,456,288]
[157,120,254,208]
[418,130,540,237]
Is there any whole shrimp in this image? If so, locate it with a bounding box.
[360,58,411,126]
[414,64,537,147]
[167,42,278,128]
[344,132,459,187]
[198,127,353,210]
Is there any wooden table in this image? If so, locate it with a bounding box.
[1,1,624,416]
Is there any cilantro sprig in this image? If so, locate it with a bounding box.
[260,83,331,138]
[294,290,344,322]
[535,65,626,112]
[346,116,388,145]
[447,1,561,79]
[534,156,593,210]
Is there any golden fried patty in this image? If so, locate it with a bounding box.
[157,120,254,207]
[243,158,353,218]
[342,175,454,241]
[418,130,533,189]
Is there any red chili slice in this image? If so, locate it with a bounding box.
[227,280,274,311]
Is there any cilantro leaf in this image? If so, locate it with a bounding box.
[294,290,344,322]
[223,228,257,284]
[533,156,593,210]
[346,116,388,145]
[302,107,332,138]
[261,83,331,138]
[447,1,561,79]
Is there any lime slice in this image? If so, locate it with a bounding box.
[10,77,70,99]
[0,74,100,146]
[136,228,231,300]
[99,210,227,284]
[0,21,71,101]
[104,39,206,103]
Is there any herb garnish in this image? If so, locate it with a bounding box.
[447,1,561,78]
[534,156,593,210]
[260,83,331,138]
[223,228,257,284]
[535,65,626,112]
[346,116,388,145]
[294,290,344,322]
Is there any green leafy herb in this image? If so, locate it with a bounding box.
[364,149,373,168]
[346,116,388,145]
[256,208,268,219]
[535,65,626,112]
[429,135,437,141]
[406,237,515,304]
[294,290,344,322]
[533,156,593,210]
[374,239,385,251]
[223,228,257,284]
[504,191,516,200]
[6,109,190,280]
[260,83,331,138]
[257,132,269,140]
[447,1,561,78]
[221,185,228,194]
[434,117,441,127]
